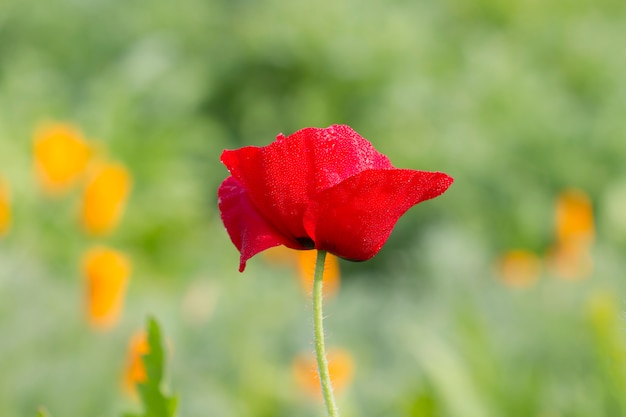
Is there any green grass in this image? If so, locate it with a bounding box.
[1,0,626,415]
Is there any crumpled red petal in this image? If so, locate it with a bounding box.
[220,125,392,241]
[218,176,291,272]
[302,169,454,261]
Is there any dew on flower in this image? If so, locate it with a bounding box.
[83,246,131,330]
[218,124,453,271]
[33,122,92,194]
[81,162,131,235]
[0,176,11,237]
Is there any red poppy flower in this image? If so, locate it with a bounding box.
[218,124,453,272]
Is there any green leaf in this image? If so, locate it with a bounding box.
[124,316,178,417]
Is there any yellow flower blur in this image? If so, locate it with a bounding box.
[33,123,91,193]
[293,347,355,398]
[297,250,340,297]
[549,189,595,280]
[497,250,542,289]
[82,162,131,235]
[555,189,595,246]
[123,331,149,396]
[83,246,131,330]
[0,176,10,237]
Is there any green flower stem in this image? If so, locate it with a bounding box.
[313,249,340,417]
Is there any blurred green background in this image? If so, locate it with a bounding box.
[1,0,626,415]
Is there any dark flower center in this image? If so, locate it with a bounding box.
[295,237,315,249]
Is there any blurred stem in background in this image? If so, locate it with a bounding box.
[313,249,340,417]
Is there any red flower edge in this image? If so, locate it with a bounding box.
[218,124,453,271]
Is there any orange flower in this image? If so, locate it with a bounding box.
[497,250,542,288]
[292,347,355,398]
[83,246,131,330]
[296,250,340,297]
[82,162,131,235]
[549,189,595,280]
[0,176,10,237]
[33,123,91,193]
[123,331,149,396]
[555,189,594,246]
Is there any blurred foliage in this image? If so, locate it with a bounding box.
[1,0,626,416]
[36,408,51,417]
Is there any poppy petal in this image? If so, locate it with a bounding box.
[303,169,453,261]
[220,125,393,240]
[218,176,293,271]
